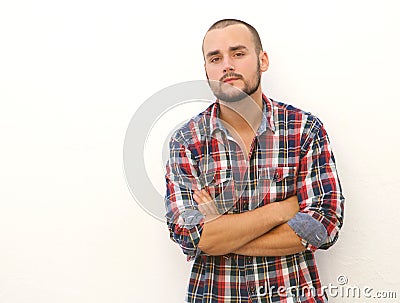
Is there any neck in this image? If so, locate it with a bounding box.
[219,88,264,134]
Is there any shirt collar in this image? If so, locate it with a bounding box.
[209,94,276,136]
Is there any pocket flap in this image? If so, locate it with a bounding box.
[258,167,297,182]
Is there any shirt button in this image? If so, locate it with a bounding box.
[247,257,252,264]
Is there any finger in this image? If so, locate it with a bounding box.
[202,203,218,215]
[201,189,213,201]
[196,197,218,214]
[199,203,217,217]
[197,203,208,216]
[193,191,202,204]
[200,189,220,213]
[204,201,217,214]
[194,189,220,216]
[208,200,219,214]
[193,191,208,205]
[195,189,212,204]
[197,201,216,216]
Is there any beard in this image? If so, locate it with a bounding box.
[207,61,261,103]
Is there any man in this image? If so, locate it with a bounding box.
[165,19,344,303]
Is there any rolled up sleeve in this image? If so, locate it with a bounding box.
[164,136,205,261]
[288,118,345,252]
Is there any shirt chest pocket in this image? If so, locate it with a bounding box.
[201,169,237,214]
[256,166,297,205]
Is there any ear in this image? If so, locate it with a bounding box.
[259,51,269,72]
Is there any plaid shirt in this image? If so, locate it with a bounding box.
[165,96,345,303]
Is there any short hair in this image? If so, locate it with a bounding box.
[203,19,263,55]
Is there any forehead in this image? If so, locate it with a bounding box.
[203,24,255,53]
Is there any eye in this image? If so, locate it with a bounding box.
[210,57,221,63]
[234,52,244,57]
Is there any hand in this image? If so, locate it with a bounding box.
[276,195,299,222]
[193,189,220,221]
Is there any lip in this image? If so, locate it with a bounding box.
[223,77,240,83]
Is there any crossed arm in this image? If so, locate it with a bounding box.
[166,122,344,259]
[193,189,305,256]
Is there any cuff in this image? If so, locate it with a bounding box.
[287,212,328,248]
[180,209,205,261]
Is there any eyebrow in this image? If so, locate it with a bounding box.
[229,45,248,52]
[206,45,249,58]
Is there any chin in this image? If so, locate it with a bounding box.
[221,83,244,93]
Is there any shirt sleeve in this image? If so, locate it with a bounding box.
[288,118,345,252]
[164,135,205,261]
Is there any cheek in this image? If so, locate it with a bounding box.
[239,60,257,75]
[241,56,259,69]
[205,66,220,80]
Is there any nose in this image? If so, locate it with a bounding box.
[223,66,234,73]
[222,58,235,73]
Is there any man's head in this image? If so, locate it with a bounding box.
[202,19,269,102]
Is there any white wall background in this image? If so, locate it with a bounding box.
[1,0,399,302]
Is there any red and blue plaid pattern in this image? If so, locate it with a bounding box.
[165,96,345,302]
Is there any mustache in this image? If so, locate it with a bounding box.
[219,73,243,82]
